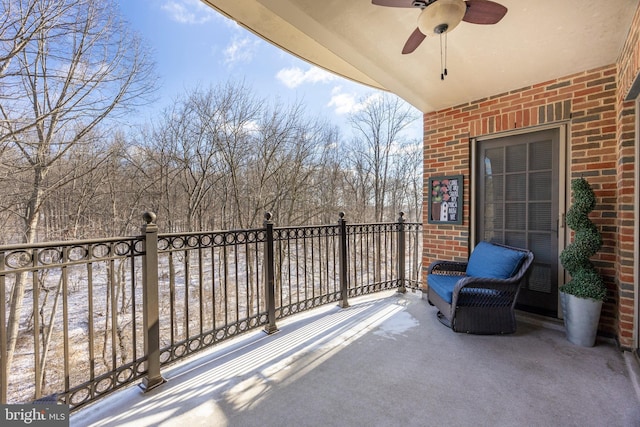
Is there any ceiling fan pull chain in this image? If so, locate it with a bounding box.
[440,32,449,80]
[444,32,448,78]
[440,32,444,80]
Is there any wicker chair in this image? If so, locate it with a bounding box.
[427,241,534,334]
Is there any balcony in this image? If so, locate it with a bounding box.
[1,212,421,409]
[71,289,639,426]
[2,213,639,426]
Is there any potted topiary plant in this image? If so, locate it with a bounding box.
[559,177,607,346]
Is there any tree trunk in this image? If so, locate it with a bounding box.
[5,175,43,377]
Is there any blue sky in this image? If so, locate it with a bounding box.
[116,0,421,139]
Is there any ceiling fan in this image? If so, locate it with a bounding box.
[372,0,508,54]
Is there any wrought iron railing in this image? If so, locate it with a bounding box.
[0,212,422,411]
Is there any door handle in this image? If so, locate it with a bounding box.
[552,213,565,236]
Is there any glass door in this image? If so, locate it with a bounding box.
[476,128,560,316]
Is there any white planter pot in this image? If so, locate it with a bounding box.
[560,291,603,347]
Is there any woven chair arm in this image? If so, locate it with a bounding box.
[451,276,522,308]
[428,260,468,275]
[454,277,521,294]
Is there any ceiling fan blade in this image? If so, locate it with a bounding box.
[462,0,507,24]
[402,28,426,54]
[372,0,416,7]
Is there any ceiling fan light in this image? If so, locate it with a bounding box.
[417,0,466,36]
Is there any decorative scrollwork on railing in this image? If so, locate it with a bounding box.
[274,225,340,241]
[91,243,111,259]
[158,314,267,367]
[157,229,267,253]
[346,223,401,235]
[68,245,89,261]
[276,293,341,319]
[63,358,147,410]
[403,223,423,232]
[37,248,63,265]
[1,237,141,272]
[113,241,133,256]
[4,250,33,269]
[348,280,399,297]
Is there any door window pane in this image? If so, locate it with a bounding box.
[529,266,552,293]
[484,148,504,174]
[505,232,526,249]
[529,171,552,201]
[505,203,526,229]
[485,175,504,202]
[529,233,553,264]
[506,173,526,201]
[483,203,503,230]
[506,145,527,172]
[529,202,552,230]
[529,140,552,171]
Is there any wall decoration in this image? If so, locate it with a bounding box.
[428,175,462,224]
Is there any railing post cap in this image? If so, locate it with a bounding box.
[339,212,345,219]
[143,212,157,225]
[264,212,272,222]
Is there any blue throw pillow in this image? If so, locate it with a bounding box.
[466,241,526,279]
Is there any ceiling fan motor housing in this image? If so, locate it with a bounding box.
[417,0,466,35]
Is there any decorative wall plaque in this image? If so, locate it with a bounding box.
[428,175,462,225]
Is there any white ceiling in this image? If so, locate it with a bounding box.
[201,0,639,112]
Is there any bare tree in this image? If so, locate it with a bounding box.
[344,93,419,286]
[104,134,162,236]
[144,81,345,231]
[242,99,330,226]
[280,120,342,225]
[346,93,418,222]
[41,132,153,238]
[0,0,157,376]
[0,0,74,86]
[387,143,423,222]
[41,135,111,239]
[149,90,223,231]
[208,81,263,229]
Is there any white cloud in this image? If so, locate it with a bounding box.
[276,66,338,89]
[328,87,382,115]
[161,0,219,24]
[243,120,260,134]
[327,87,357,115]
[224,37,259,65]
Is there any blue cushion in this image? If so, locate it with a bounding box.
[428,274,464,303]
[466,241,526,279]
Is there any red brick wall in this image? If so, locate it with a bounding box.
[615,99,635,348]
[423,65,620,339]
[615,3,640,349]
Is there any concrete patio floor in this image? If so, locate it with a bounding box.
[71,290,640,427]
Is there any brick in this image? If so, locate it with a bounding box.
[423,62,633,344]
